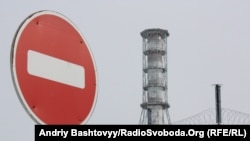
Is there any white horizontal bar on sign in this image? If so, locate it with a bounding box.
[27,50,85,89]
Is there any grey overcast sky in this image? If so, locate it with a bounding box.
[1,0,250,140]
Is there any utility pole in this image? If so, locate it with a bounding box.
[214,84,222,125]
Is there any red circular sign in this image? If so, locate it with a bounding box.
[11,10,97,124]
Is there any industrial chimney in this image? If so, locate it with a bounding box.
[139,28,171,124]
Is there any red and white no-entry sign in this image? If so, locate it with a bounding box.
[10,10,98,124]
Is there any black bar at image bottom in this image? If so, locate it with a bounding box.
[35,125,250,140]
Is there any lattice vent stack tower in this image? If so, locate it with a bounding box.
[139,28,171,124]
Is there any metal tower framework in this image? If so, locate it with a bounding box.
[139,28,171,124]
